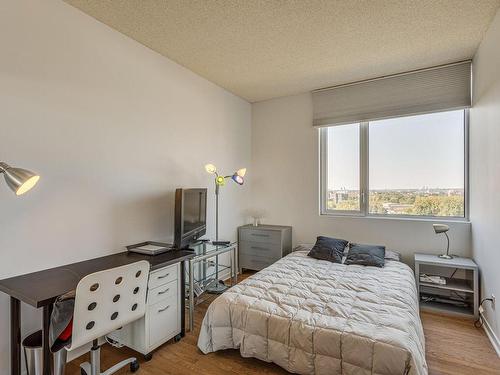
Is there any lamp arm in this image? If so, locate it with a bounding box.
[444,232,450,255]
[0,162,9,173]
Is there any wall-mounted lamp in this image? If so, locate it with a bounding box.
[0,162,40,196]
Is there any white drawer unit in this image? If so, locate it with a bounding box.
[108,263,182,359]
[147,279,177,306]
[238,224,292,271]
[148,265,178,289]
[148,295,179,348]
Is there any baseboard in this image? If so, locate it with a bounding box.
[482,313,500,357]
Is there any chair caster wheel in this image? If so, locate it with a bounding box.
[143,353,153,361]
[130,360,140,373]
[173,334,182,343]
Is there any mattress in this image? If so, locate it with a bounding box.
[198,249,427,375]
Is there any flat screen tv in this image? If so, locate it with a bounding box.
[174,188,207,249]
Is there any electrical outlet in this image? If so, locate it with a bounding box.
[492,294,496,309]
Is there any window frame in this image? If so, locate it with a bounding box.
[319,109,469,221]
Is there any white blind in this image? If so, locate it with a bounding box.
[312,61,471,127]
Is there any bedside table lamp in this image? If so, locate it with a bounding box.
[433,224,452,259]
[0,161,40,196]
[205,163,246,293]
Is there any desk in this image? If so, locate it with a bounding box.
[0,250,194,375]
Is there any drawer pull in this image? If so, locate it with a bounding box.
[158,305,170,313]
[251,246,268,251]
[157,273,170,279]
[158,288,170,295]
[251,233,269,237]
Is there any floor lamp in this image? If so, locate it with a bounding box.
[205,164,246,293]
[0,162,40,196]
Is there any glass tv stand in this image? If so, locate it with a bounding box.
[186,241,238,330]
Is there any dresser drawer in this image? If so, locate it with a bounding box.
[240,229,281,245]
[148,264,178,290]
[148,295,179,348]
[147,279,177,306]
[240,241,282,258]
[240,252,278,271]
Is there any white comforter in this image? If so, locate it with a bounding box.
[198,250,427,375]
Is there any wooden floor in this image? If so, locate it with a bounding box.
[66,274,500,375]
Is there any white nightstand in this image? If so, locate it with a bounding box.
[415,253,479,319]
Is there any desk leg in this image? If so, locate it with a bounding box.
[180,261,186,337]
[10,297,21,375]
[42,304,52,375]
[188,259,194,332]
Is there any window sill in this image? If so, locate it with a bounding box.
[319,212,470,224]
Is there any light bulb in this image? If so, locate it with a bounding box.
[16,175,40,196]
[236,168,247,177]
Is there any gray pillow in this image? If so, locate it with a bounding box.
[385,249,401,262]
[345,243,386,267]
[307,236,348,263]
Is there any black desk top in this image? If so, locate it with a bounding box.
[0,250,194,308]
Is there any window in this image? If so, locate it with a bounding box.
[320,110,467,219]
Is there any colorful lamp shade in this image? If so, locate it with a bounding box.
[232,173,244,185]
[205,163,246,186]
[0,162,40,196]
[216,175,226,186]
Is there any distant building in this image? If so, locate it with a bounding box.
[327,189,350,204]
[382,202,413,214]
[335,191,349,204]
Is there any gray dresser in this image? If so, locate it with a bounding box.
[238,224,292,271]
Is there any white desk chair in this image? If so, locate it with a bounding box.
[65,260,150,375]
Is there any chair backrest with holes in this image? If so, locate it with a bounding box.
[67,260,150,351]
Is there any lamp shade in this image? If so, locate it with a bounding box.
[433,224,449,234]
[205,164,217,174]
[232,174,244,185]
[1,163,40,196]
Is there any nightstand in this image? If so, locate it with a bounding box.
[415,253,479,319]
[238,224,292,271]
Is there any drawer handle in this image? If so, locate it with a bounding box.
[158,288,170,295]
[251,233,269,237]
[157,273,170,279]
[158,305,170,313]
[251,246,268,251]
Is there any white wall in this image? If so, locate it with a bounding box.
[251,93,471,265]
[470,7,500,351]
[0,1,251,373]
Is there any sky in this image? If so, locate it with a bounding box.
[327,110,465,190]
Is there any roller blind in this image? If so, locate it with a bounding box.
[312,61,471,127]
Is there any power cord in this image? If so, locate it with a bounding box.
[474,298,494,328]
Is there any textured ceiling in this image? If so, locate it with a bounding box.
[64,0,500,102]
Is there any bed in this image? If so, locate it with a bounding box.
[198,246,427,375]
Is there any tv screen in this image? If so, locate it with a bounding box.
[174,188,207,248]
